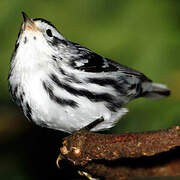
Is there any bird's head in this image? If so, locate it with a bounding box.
[11,12,71,70]
[16,12,66,54]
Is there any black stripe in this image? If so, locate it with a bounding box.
[52,55,57,62]
[107,101,123,112]
[13,85,18,98]
[42,81,78,107]
[17,26,22,39]
[15,42,19,52]
[19,93,24,103]
[23,36,27,44]
[58,68,82,84]
[52,55,62,62]
[50,74,115,103]
[50,73,81,95]
[87,77,128,95]
[50,37,68,47]
[58,67,65,75]
[10,42,19,63]
[88,78,117,86]
[9,84,26,106]
[10,85,19,103]
[87,77,133,111]
[50,74,124,112]
[33,18,57,30]
[25,102,32,121]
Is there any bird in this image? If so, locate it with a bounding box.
[8,12,170,133]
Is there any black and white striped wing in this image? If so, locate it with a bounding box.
[70,42,151,81]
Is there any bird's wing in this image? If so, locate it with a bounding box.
[69,42,118,73]
[70,42,151,82]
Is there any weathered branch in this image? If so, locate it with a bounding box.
[57,122,180,179]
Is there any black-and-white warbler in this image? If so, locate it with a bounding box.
[8,12,170,133]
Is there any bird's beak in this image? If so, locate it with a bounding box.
[22,12,38,32]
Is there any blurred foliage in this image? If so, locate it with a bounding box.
[0,0,180,179]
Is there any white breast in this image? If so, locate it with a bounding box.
[9,30,128,133]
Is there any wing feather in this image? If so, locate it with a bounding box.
[69,41,151,83]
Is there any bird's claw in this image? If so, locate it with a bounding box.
[78,170,99,180]
[56,154,62,168]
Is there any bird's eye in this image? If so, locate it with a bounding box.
[46,29,52,37]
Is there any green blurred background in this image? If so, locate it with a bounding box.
[0,0,180,179]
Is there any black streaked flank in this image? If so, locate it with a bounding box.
[13,85,18,97]
[59,68,66,75]
[50,73,82,95]
[107,100,124,112]
[10,85,19,103]
[50,74,123,111]
[52,55,62,62]
[58,68,82,83]
[19,93,24,103]
[42,81,78,107]
[50,73,115,103]
[25,102,32,121]
[88,77,130,95]
[52,55,57,62]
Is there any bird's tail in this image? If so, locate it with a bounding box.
[141,82,170,99]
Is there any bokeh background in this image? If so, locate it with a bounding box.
[0,0,180,179]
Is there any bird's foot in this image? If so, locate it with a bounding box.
[83,117,104,131]
[78,170,99,180]
[56,154,63,168]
